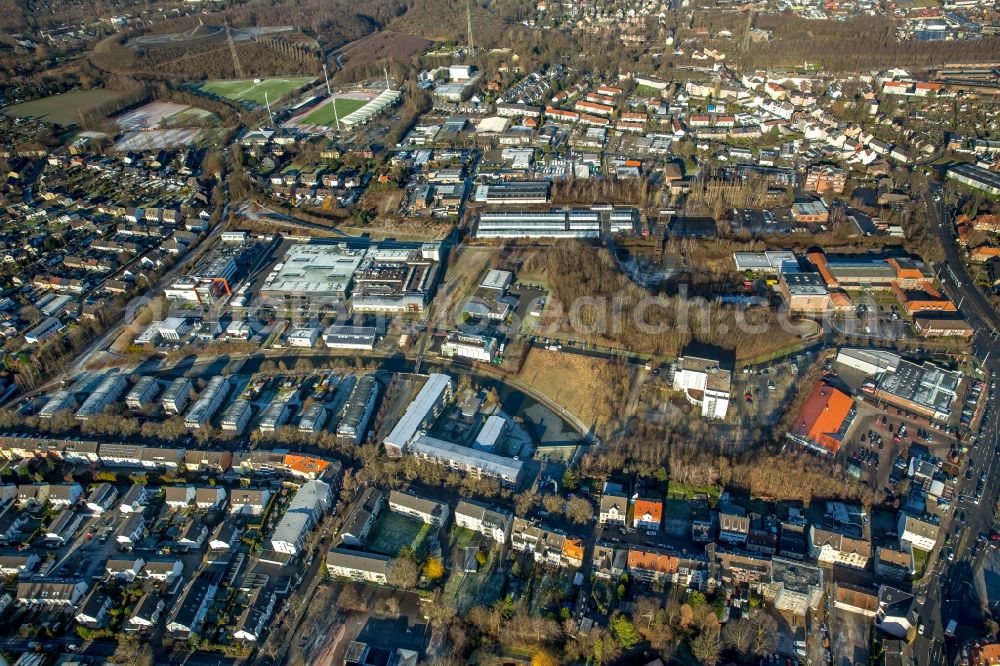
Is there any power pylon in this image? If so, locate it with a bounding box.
[225,20,244,79]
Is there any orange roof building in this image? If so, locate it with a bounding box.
[632,498,663,529]
[573,100,614,116]
[626,548,679,581]
[788,382,856,454]
[829,292,853,312]
[282,454,331,479]
[890,282,956,314]
[971,247,1000,263]
[806,251,838,287]
[562,538,584,565]
[972,644,1000,666]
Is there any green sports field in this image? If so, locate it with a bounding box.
[196,77,315,105]
[299,97,370,127]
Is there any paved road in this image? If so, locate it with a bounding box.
[924,185,1000,359]
[913,184,1000,664]
[930,396,1000,664]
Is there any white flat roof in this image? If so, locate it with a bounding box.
[480,269,513,291]
[383,374,452,450]
[261,244,364,295]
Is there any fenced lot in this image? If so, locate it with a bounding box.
[367,512,429,557]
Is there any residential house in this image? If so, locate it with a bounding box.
[747,515,779,556]
[562,538,584,567]
[17,580,89,606]
[230,489,270,516]
[167,574,219,636]
[164,486,196,510]
[833,582,879,617]
[897,513,939,552]
[269,479,332,556]
[326,548,391,584]
[387,490,450,526]
[875,547,914,581]
[632,497,663,531]
[97,443,143,467]
[116,512,146,548]
[46,483,83,508]
[75,590,113,628]
[876,586,917,639]
[511,518,570,567]
[45,509,83,545]
[453,499,513,543]
[232,588,277,643]
[183,450,233,474]
[145,558,184,585]
[715,548,773,586]
[0,551,40,576]
[592,543,627,580]
[129,593,166,631]
[105,556,146,581]
[0,503,28,544]
[209,520,243,556]
[339,488,384,547]
[175,519,207,551]
[809,526,871,569]
[599,487,628,526]
[194,487,227,511]
[62,440,100,464]
[718,512,750,545]
[627,547,680,583]
[84,483,118,515]
[118,484,147,513]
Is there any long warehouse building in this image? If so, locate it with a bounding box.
[382,373,454,455]
[475,210,601,239]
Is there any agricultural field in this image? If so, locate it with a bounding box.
[2,89,126,126]
[195,77,315,106]
[299,96,370,127]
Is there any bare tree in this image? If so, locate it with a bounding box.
[388,556,419,589]
[691,627,722,665]
[722,617,753,656]
[749,611,778,657]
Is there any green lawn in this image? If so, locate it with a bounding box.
[451,526,480,549]
[635,84,664,97]
[367,511,429,557]
[300,97,370,127]
[196,77,314,105]
[667,481,722,501]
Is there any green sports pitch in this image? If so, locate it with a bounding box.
[196,77,315,105]
[299,97,370,127]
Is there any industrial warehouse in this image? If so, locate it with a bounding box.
[257,241,443,313]
[473,207,640,239]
